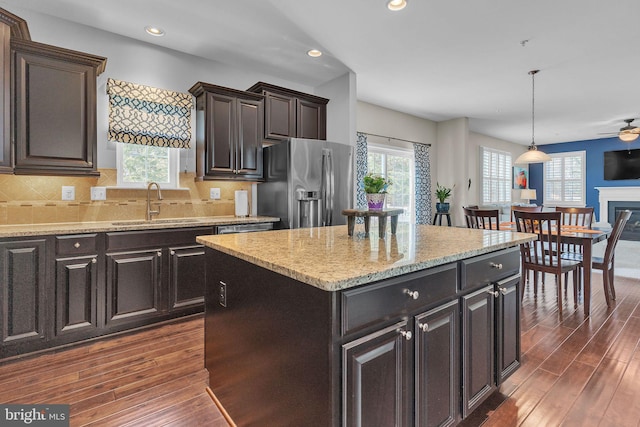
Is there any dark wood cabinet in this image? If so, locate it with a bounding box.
[105,248,162,327]
[0,238,48,350]
[11,38,106,176]
[461,285,495,418]
[342,321,411,427]
[189,82,263,181]
[496,275,521,385]
[414,299,460,427]
[168,244,205,311]
[247,81,328,142]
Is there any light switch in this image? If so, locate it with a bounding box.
[210,188,221,200]
[62,186,75,201]
[91,186,107,201]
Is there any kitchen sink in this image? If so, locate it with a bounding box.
[111,219,202,226]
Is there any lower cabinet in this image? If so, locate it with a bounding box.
[105,248,162,326]
[1,226,213,360]
[342,321,411,427]
[0,238,48,350]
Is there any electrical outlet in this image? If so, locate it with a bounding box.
[210,188,221,200]
[219,281,227,307]
[90,186,107,201]
[61,186,75,201]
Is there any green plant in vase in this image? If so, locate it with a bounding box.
[435,182,453,213]
[363,173,392,210]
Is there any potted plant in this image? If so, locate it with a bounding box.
[435,182,453,213]
[363,173,392,210]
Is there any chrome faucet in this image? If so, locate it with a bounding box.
[146,182,163,221]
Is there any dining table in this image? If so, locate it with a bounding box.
[499,221,612,315]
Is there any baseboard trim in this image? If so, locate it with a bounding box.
[206,387,237,427]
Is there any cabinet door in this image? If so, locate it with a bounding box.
[343,321,411,427]
[105,249,162,326]
[0,239,48,347]
[168,245,205,311]
[55,255,98,336]
[296,98,326,140]
[495,275,521,385]
[205,91,236,177]
[0,22,10,173]
[461,285,495,418]
[235,97,263,179]
[13,47,98,176]
[414,300,460,427]
[264,91,295,141]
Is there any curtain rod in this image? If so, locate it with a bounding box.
[359,132,431,147]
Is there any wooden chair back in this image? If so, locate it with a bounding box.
[511,205,542,221]
[464,207,500,230]
[514,211,563,271]
[602,210,632,268]
[555,206,595,253]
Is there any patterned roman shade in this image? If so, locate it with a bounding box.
[107,78,193,148]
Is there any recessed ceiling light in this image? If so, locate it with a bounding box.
[307,49,322,58]
[387,0,407,11]
[145,26,165,37]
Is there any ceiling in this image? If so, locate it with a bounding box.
[2,0,640,145]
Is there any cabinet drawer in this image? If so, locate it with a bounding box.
[56,234,98,256]
[341,263,458,336]
[106,227,214,251]
[460,247,520,291]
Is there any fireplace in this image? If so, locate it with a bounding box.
[596,186,640,242]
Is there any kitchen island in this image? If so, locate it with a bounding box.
[197,224,535,427]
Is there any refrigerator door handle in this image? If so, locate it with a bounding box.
[321,149,332,226]
[328,150,334,225]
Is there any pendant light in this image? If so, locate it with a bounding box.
[515,70,552,164]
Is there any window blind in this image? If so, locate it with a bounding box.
[481,147,512,204]
[544,151,585,206]
[107,78,193,149]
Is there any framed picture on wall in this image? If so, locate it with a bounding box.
[513,166,528,189]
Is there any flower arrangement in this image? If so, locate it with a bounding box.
[435,182,453,203]
[363,173,392,194]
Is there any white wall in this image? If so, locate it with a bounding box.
[317,71,356,146]
[10,6,353,171]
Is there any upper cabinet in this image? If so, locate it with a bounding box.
[247,82,328,142]
[189,82,264,181]
[12,39,106,176]
[0,8,29,174]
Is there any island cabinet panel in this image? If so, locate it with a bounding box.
[461,285,495,418]
[0,239,48,350]
[414,299,460,427]
[495,275,521,385]
[11,39,105,176]
[342,321,411,427]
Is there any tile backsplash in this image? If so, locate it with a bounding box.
[0,169,252,225]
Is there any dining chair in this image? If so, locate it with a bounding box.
[464,207,500,230]
[565,210,632,306]
[514,210,582,312]
[511,205,543,221]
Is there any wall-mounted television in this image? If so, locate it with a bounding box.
[604,148,640,180]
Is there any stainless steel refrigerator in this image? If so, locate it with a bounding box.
[257,138,354,229]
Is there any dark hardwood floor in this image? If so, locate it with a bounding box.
[1,269,639,426]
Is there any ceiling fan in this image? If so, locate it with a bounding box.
[599,118,640,142]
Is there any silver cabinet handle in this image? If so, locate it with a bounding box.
[74,242,80,248]
[418,323,429,332]
[91,258,97,264]
[404,289,419,300]
[170,250,175,255]
[490,262,503,269]
[487,289,499,298]
[499,287,508,295]
[157,251,162,257]
[399,330,412,341]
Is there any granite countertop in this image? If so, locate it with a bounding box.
[0,216,279,238]
[196,224,536,292]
